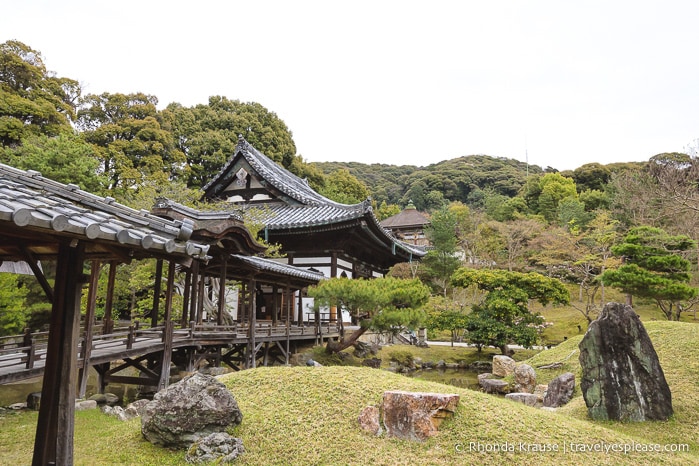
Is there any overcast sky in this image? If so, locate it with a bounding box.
[4,1,699,171]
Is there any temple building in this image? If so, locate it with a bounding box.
[154,136,425,322]
[379,202,431,247]
[188,136,423,278]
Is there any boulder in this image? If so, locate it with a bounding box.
[88,392,120,406]
[353,341,377,358]
[382,391,459,441]
[141,372,243,448]
[533,384,548,402]
[491,355,516,377]
[579,302,673,421]
[479,378,510,395]
[361,358,382,369]
[75,400,98,411]
[306,358,323,367]
[513,364,537,393]
[358,406,382,436]
[505,393,539,407]
[543,373,575,408]
[26,392,41,410]
[185,432,244,464]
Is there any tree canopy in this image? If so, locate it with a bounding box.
[307,277,430,353]
[451,268,570,354]
[601,226,697,320]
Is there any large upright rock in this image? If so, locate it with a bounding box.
[513,364,537,393]
[579,302,673,421]
[141,372,243,448]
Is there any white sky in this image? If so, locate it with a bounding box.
[3,1,699,171]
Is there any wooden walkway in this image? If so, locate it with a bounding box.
[0,321,340,387]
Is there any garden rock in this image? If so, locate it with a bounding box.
[543,372,575,408]
[382,391,459,441]
[492,355,516,377]
[505,393,539,407]
[579,302,673,421]
[75,400,97,411]
[141,372,243,448]
[26,392,41,410]
[358,406,382,436]
[362,358,382,369]
[513,364,536,393]
[185,432,245,464]
[479,378,511,394]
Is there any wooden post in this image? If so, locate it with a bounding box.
[103,261,117,335]
[196,272,205,324]
[158,320,174,390]
[248,279,256,368]
[79,260,100,399]
[217,256,227,325]
[189,261,199,325]
[285,285,291,365]
[32,240,85,466]
[181,269,191,328]
[163,260,175,323]
[272,285,278,326]
[151,259,163,328]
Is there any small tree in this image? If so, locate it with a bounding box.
[601,226,697,320]
[425,296,469,346]
[422,206,461,296]
[451,268,570,354]
[307,276,430,353]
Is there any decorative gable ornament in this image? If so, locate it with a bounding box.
[235,167,248,186]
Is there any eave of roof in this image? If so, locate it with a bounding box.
[230,254,325,283]
[0,163,210,260]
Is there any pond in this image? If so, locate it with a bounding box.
[0,371,139,407]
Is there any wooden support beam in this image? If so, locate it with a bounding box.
[189,261,199,325]
[196,267,205,324]
[217,256,227,325]
[248,279,256,369]
[151,259,163,328]
[79,260,100,398]
[181,269,191,328]
[20,244,54,303]
[102,261,117,334]
[32,240,85,466]
[158,321,174,391]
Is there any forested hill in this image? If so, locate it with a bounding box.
[311,155,544,209]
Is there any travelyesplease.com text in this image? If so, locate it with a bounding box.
[456,441,689,454]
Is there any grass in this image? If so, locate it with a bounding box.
[1,320,697,465]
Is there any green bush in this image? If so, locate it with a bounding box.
[388,349,414,367]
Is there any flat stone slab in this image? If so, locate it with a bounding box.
[382,391,459,441]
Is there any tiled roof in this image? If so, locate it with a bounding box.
[204,136,357,208]
[0,163,210,260]
[380,206,431,229]
[201,137,425,258]
[230,254,325,282]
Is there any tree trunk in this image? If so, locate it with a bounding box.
[326,326,369,353]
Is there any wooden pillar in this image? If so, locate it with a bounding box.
[217,257,227,325]
[32,240,85,466]
[285,284,291,365]
[272,285,278,325]
[189,261,200,325]
[196,272,205,324]
[294,286,302,324]
[151,259,163,328]
[248,279,257,368]
[181,269,191,328]
[331,252,338,278]
[102,261,117,335]
[158,320,174,390]
[78,260,100,399]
